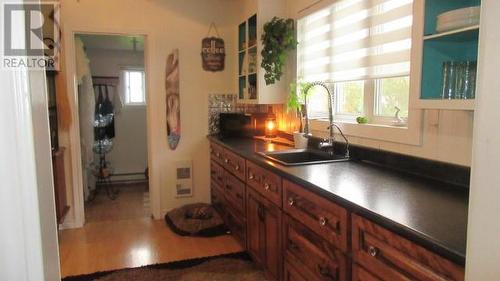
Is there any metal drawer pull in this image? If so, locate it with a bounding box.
[224,158,229,163]
[288,197,295,206]
[249,173,254,180]
[264,183,270,190]
[319,217,327,227]
[368,246,379,257]
[216,152,220,157]
[235,165,240,171]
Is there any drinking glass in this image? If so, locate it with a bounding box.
[463,61,477,99]
[455,62,466,99]
[442,61,456,100]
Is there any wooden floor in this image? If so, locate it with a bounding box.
[85,183,151,223]
[59,184,243,278]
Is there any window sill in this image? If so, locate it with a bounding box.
[310,112,422,146]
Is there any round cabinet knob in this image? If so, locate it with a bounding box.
[368,246,379,257]
[249,174,254,180]
[216,152,220,157]
[288,197,295,206]
[224,158,229,163]
[264,183,270,191]
[235,165,240,171]
[319,217,327,227]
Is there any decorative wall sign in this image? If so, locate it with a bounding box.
[201,22,225,72]
[166,49,181,150]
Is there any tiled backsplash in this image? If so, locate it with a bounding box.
[208,94,271,134]
[208,93,301,135]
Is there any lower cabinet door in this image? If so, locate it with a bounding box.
[283,215,348,281]
[210,184,225,217]
[352,264,382,281]
[246,187,282,281]
[284,261,309,281]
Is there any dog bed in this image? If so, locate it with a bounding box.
[164,203,227,237]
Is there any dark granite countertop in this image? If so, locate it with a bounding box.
[208,136,469,266]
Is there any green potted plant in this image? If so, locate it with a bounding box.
[287,80,312,148]
[261,17,297,85]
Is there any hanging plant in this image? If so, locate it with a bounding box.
[261,17,297,85]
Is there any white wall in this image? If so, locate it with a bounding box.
[286,0,474,166]
[86,48,148,178]
[466,1,500,279]
[0,18,60,281]
[61,0,241,221]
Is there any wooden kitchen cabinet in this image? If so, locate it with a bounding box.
[283,180,349,253]
[352,264,382,281]
[223,170,246,217]
[222,148,246,181]
[352,214,464,281]
[283,215,348,281]
[210,142,225,165]
[246,187,282,281]
[246,160,282,207]
[52,148,69,224]
[208,140,465,281]
[284,261,309,281]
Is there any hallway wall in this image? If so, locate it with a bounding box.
[60,0,242,224]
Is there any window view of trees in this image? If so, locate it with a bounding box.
[336,81,364,115]
[375,76,409,118]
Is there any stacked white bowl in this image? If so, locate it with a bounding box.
[436,6,480,33]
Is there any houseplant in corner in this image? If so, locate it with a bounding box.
[261,17,297,85]
[287,80,312,149]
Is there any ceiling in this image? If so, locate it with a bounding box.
[78,34,145,51]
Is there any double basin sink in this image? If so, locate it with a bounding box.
[257,149,350,166]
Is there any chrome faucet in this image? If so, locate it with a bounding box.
[303,81,350,158]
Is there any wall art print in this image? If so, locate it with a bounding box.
[166,49,180,150]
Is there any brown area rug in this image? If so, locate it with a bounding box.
[62,252,268,281]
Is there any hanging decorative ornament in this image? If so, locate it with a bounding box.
[201,22,225,72]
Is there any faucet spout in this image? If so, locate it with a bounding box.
[303,81,335,148]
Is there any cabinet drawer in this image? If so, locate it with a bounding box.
[283,180,348,252]
[225,208,246,249]
[352,264,381,281]
[352,214,464,281]
[210,160,225,187]
[223,170,246,217]
[246,161,282,207]
[284,215,348,281]
[210,183,226,217]
[210,142,225,165]
[222,149,246,181]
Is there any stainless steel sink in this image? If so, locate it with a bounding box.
[257,149,350,166]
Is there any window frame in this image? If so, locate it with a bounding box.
[296,0,424,146]
[122,67,146,106]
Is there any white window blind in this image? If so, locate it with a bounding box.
[298,0,414,83]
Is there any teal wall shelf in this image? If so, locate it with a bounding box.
[420,0,481,101]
